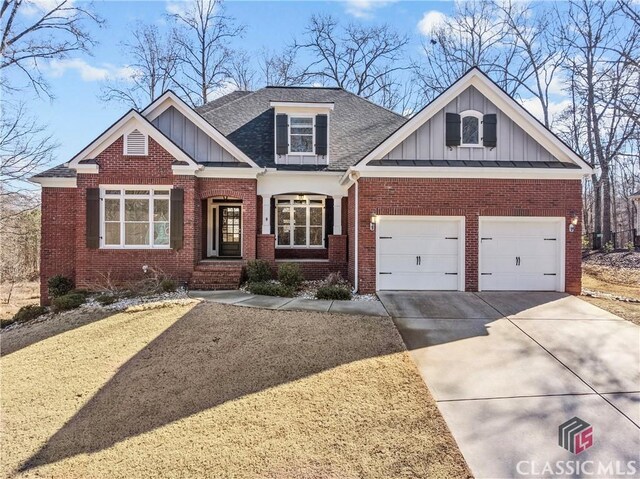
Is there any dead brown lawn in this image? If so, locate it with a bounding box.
[1,301,470,479]
[582,265,640,326]
[0,282,39,320]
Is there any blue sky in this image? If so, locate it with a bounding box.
[10,1,462,167]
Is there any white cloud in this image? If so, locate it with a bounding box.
[343,0,396,19]
[417,10,448,36]
[519,97,571,124]
[48,59,134,82]
[21,0,75,17]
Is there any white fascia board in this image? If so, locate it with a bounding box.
[359,69,593,175]
[30,177,77,188]
[142,91,260,169]
[195,167,261,179]
[355,165,587,180]
[270,101,334,110]
[68,110,199,169]
[75,164,99,174]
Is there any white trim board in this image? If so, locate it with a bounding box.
[67,110,200,170]
[141,91,260,169]
[357,68,593,175]
[30,177,77,188]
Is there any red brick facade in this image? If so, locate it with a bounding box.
[350,177,583,294]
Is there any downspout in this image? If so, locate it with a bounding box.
[347,170,361,293]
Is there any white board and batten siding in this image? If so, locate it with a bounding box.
[376,216,465,291]
[479,217,565,292]
[384,85,559,164]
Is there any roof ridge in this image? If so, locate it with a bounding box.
[199,90,254,113]
[265,85,343,90]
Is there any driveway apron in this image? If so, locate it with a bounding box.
[380,291,640,479]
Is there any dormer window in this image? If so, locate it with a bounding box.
[289,117,314,154]
[460,110,483,147]
[124,129,148,156]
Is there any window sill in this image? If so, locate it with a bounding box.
[459,144,484,148]
[275,246,326,249]
[99,246,172,250]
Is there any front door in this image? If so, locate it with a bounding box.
[219,206,241,257]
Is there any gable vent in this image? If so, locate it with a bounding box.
[124,129,148,156]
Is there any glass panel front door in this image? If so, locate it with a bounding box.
[219,206,241,257]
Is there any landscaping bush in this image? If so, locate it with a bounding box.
[323,271,349,287]
[316,284,352,301]
[160,278,177,292]
[95,294,118,306]
[278,263,303,289]
[9,305,47,326]
[245,259,272,283]
[246,281,294,297]
[51,293,85,312]
[47,275,74,298]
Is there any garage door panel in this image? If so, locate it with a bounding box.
[378,272,459,291]
[380,238,459,255]
[377,217,462,291]
[480,218,562,292]
[378,219,458,237]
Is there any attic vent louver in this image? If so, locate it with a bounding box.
[124,129,148,156]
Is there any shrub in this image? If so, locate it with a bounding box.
[160,278,177,292]
[95,294,118,306]
[245,259,272,283]
[47,275,74,298]
[324,271,349,287]
[626,241,636,252]
[246,281,294,297]
[602,241,614,253]
[51,293,85,312]
[10,305,47,325]
[278,263,303,289]
[316,284,352,301]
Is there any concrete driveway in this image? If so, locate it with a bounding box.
[380,291,640,479]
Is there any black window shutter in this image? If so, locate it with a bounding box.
[483,113,497,148]
[86,188,100,249]
[445,112,461,147]
[170,188,184,250]
[270,198,275,235]
[315,114,328,156]
[325,198,334,246]
[276,114,288,155]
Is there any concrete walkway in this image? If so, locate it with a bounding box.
[189,290,389,317]
[380,291,640,479]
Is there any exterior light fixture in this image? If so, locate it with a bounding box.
[569,212,579,233]
[370,212,377,231]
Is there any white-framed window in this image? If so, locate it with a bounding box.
[460,110,483,147]
[276,196,324,248]
[289,116,314,154]
[101,187,170,248]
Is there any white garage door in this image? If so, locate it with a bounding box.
[377,216,463,291]
[479,218,564,291]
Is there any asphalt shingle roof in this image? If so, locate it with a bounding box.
[32,163,76,178]
[196,86,407,171]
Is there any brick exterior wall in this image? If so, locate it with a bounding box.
[39,135,258,303]
[354,177,583,294]
[40,188,77,304]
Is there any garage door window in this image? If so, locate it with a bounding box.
[276,197,324,248]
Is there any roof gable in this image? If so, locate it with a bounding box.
[357,68,592,174]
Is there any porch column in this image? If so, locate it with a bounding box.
[262,194,272,234]
[332,195,343,235]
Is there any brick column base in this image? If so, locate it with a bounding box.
[257,234,276,266]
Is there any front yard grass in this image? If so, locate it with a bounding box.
[1,301,470,479]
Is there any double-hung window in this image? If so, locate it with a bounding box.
[276,197,324,247]
[289,117,314,154]
[102,188,170,248]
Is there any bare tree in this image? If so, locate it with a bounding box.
[228,50,256,91]
[415,0,518,100]
[169,0,244,106]
[259,47,308,86]
[294,14,411,109]
[1,0,102,97]
[100,23,179,109]
[560,0,640,244]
